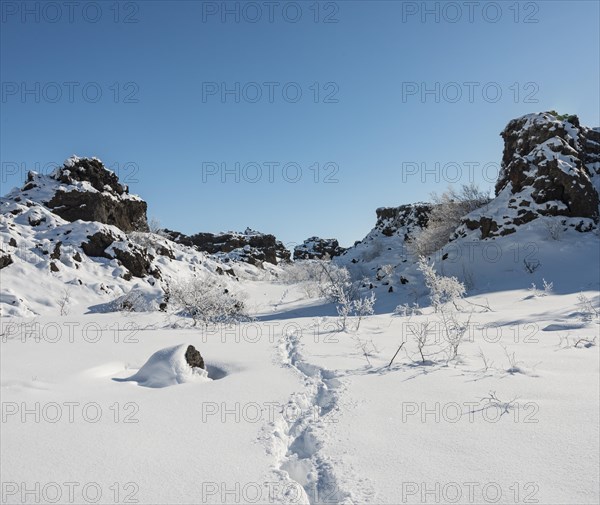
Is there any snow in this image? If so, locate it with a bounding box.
[2,227,599,503]
[116,344,210,388]
[1,149,599,503]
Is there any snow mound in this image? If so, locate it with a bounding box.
[117,344,210,388]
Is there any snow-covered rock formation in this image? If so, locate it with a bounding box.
[0,157,255,317]
[293,236,346,260]
[7,156,149,233]
[458,112,599,238]
[163,227,290,266]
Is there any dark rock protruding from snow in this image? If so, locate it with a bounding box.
[184,345,205,370]
[459,112,599,238]
[21,156,148,232]
[374,204,432,239]
[0,253,13,269]
[293,237,346,260]
[164,227,290,266]
[80,230,158,279]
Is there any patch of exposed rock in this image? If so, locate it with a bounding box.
[293,237,346,260]
[164,227,290,266]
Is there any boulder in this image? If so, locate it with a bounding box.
[0,254,13,269]
[184,345,205,370]
[80,230,155,279]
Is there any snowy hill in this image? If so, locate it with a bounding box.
[0,157,265,317]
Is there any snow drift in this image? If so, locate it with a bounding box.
[116,344,210,388]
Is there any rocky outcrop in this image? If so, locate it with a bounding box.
[293,237,346,260]
[19,156,148,232]
[336,203,432,267]
[164,227,290,266]
[374,204,432,240]
[81,230,158,279]
[460,112,599,238]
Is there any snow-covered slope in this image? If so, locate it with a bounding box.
[0,157,264,317]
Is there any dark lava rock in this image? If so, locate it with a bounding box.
[293,237,346,260]
[459,112,600,238]
[0,254,13,269]
[50,241,62,260]
[80,231,155,278]
[185,345,205,370]
[164,227,290,266]
[81,231,115,258]
[43,157,148,232]
[374,204,432,240]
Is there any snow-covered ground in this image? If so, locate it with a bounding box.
[2,252,598,504]
[1,139,599,504]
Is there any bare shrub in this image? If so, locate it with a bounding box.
[409,184,490,256]
[57,288,71,316]
[170,277,248,326]
[417,257,466,312]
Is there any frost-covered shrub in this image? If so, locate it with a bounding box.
[279,260,356,301]
[127,229,171,252]
[393,303,423,317]
[417,257,465,312]
[376,264,395,280]
[577,293,600,322]
[439,308,471,361]
[57,288,71,316]
[528,279,553,298]
[544,218,565,241]
[322,264,356,303]
[409,184,490,256]
[336,291,376,332]
[279,259,325,298]
[111,287,160,313]
[169,277,248,326]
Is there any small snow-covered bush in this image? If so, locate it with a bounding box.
[439,308,471,361]
[318,263,357,303]
[393,303,422,317]
[353,292,376,330]
[528,279,553,298]
[57,288,71,316]
[111,287,160,313]
[279,260,353,300]
[409,321,434,364]
[376,264,395,280]
[169,277,248,326]
[544,219,565,241]
[417,257,466,312]
[148,217,164,235]
[577,293,600,322]
[336,292,376,332]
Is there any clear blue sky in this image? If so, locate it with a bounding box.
[2,0,599,247]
